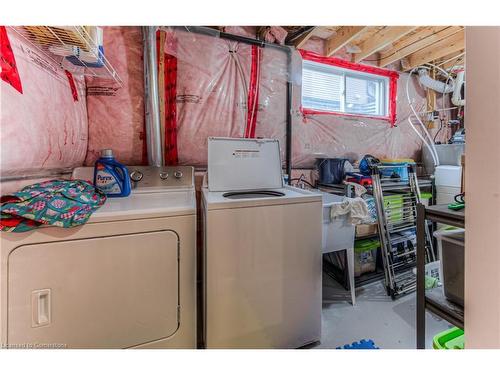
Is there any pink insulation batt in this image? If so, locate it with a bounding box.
[0,29,88,176]
[84,26,146,166]
[165,29,254,166]
[164,28,290,166]
[291,71,429,167]
[165,28,432,168]
[1,26,444,183]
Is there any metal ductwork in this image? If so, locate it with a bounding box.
[142,26,163,166]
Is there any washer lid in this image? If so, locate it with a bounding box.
[208,137,283,192]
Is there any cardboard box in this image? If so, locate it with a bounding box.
[355,223,378,237]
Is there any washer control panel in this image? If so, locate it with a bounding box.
[127,166,194,191]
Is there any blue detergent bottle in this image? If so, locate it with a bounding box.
[93,149,131,197]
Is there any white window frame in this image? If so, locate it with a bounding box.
[302,59,390,119]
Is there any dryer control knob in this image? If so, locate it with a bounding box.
[159,172,169,180]
[130,170,143,182]
[174,170,183,179]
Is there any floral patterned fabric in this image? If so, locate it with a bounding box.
[0,179,106,232]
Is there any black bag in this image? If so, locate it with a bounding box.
[317,158,348,184]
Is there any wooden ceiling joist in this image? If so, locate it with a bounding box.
[325,26,368,57]
[293,27,319,49]
[352,26,417,63]
[440,51,466,70]
[378,26,464,67]
[404,30,465,71]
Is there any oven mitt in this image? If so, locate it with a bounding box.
[1,179,106,232]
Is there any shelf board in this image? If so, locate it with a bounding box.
[425,204,465,228]
[425,286,464,329]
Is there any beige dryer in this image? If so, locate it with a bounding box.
[0,166,196,349]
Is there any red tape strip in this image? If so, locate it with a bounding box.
[164,53,178,165]
[245,45,261,138]
[64,70,78,102]
[157,30,179,165]
[299,49,399,126]
[0,26,23,94]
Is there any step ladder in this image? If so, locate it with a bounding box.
[371,165,435,299]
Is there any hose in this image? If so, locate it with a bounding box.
[406,67,440,166]
[408,114,439,166]
[227,41,249,135]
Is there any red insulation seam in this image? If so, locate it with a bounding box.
[164,53,178,165]
[298,49,400,126]
[0,26,23,94]
[156,30,179,165]
[301,106,392,122]
[245,45,261,138]
[64,70,79,101]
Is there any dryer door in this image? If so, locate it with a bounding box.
[7,230,179,348]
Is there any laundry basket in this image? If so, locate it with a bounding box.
[433,327,464,349]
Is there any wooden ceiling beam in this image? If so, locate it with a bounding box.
[436,49,464,64]
[325,26,368,57]
[378,26,463,67]
[353,26,417,63]
[441,51,466,70]
[293,27,319,49]
[404,31,465,71]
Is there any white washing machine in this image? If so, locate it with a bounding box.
[0,166,196,349]
[202,138,323,348]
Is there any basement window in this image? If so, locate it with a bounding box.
[300,50,399,125]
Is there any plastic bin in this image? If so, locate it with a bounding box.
[434,227,465,306]
[365,194,412,224]
[383,194,404,223]
[433,327,464,349]
[380,159,416,182]
[354,239,380,277]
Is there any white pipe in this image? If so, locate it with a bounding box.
[408,116,439,166]
[227,41,249,135]
[424,62,454,78]
[406,68,440,166]
[452,70,466,106]
[418,69,454,94]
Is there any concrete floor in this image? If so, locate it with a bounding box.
[314,272,453,349]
